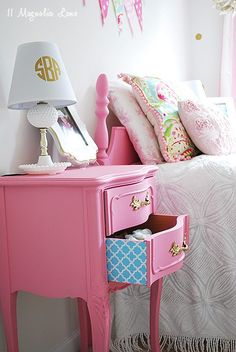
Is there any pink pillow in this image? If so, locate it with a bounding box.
[119,74,197,162]
[178,99,236,155]
[109,82,164,164]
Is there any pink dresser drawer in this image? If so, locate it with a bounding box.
[104,178,156,236]
[106,214,189,286]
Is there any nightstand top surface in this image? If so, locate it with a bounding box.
[0,165,158,186]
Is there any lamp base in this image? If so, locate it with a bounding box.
[19,161,71,175]
[37,155,54,166]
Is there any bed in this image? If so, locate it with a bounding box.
[94,74,236,352]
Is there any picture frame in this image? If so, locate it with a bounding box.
[49,105,98,166]
[207,97,236,121]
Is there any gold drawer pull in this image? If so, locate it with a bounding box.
[130,192,151,211]
[169,240,189,256]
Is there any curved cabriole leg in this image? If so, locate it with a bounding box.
[87,294,111,352]
[0,292,18,352]
[77,298,92,352]
[150,278,163,352]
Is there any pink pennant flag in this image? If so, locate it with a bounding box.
[134,0,143,31]
[99,0,109,24]
[124,0,135,35]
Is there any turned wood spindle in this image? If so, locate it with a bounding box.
[94,73,110,165]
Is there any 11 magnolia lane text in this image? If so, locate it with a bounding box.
[7,8,78,21]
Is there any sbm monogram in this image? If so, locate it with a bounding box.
[35,56,61,81]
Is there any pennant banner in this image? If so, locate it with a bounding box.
[124,0,135,35]
[134,0,143,31]
[112,0,124,32]
[99,0,109,24]
[97,0,143,32]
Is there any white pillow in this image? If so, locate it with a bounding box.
[178,99,236,155]
[109,81,164,164]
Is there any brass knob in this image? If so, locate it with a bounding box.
[130,192,151,211]
[169,240,189,256]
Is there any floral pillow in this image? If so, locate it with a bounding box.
[178,99,236,155]
[119,74,197,162]
[109,81,164,164]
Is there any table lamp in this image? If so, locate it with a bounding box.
[8,41,77,174]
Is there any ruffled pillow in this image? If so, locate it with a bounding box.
[119,74,197,162]
[109,81,164,164]
[178,99,236,155]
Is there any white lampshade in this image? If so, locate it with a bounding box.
[8,41,77,109]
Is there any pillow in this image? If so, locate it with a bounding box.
[178,99,236,155]
[119,74,197,162]
[108,81,164,164]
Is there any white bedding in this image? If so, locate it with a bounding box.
[110,154,236,352]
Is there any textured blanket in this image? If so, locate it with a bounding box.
[110,154,236,352]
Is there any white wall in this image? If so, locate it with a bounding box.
[0,1,223,351]
[188,0,223,95]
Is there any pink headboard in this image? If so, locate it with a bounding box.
[94,73,140,165]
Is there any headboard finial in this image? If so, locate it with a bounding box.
[94,73,110,165]
[96,73,109,97]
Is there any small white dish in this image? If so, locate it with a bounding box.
[19,162,71,175]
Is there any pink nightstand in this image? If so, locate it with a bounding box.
[0,165,189,352]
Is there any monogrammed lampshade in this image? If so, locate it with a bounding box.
[8,41,77,109]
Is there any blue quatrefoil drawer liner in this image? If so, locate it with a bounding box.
[106,239,147,285]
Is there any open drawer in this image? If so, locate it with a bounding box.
[106,214,189,287]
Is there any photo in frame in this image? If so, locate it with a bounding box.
[49,105,98,166]
[207,97,236,121]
